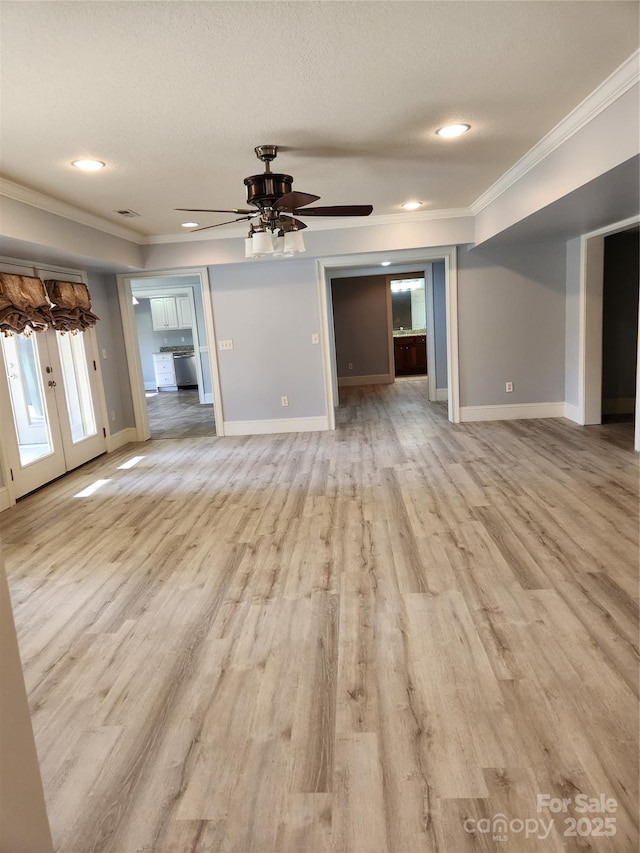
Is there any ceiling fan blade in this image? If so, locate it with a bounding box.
[190,216,254,232]
[280,216,307,230]
[294,204,373,217]
[273,191,320,211]
[175,207,255,215]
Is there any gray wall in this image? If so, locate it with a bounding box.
[209,259,326,422]
[602,229,640,407]
[331,275,390,379]
[433,261,448,390]
[457,241,567,407]
[88,272,136,434]
[564,237,581,410]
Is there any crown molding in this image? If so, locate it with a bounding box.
[0,178,145,243]
[144,207,474,244]
[471,49,640,215]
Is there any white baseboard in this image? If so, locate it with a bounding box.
[223,415,329,436]
[563,402,582,424]
[436,387,448,402]
[202,392,213,404]
[460,402,566,423]
[108,427,139,451]
[602,397,635,415]
[338,373,393,387]
[0,486,11,513]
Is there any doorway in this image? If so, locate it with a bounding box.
[118,269,223,440]
[390,273,427,378]
[580,216,640,451]
[318,246,459,426]
[601,228,639,426]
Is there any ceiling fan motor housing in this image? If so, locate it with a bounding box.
[244,173,293,209]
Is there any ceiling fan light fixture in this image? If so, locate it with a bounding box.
[436,123,470,138]
[401,201,423,211]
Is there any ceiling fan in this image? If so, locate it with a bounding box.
[176,145,373,256]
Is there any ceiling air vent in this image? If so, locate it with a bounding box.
[115,209,140,217]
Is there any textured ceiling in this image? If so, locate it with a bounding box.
[1,1,638,238]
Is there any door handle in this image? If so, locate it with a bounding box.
[48,380,57,388]
[45,366,53,374]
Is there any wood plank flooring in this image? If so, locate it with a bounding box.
[146,389,216,439]
[1,378,638,852]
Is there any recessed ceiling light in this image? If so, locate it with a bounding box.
[381,261,391,266]
[181,222,199,228]
[71,159,105,171]
[402,201,423,211]
[436,124,471,138]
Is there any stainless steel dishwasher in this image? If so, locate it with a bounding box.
[173,352,197,388]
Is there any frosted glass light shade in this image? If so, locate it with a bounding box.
[253,231,274,254]
[284,231,305,254]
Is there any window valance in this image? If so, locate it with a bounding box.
[44,280,99,333]
[0,273,55,335]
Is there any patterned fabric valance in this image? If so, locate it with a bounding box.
[0,273,55,335]
[44,280,99,333]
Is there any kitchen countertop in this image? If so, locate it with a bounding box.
[159,345,195,353]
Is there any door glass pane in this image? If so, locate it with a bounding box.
[1,332,54,465]
[56,332,97,442]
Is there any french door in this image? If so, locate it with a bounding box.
[1,327,106,498]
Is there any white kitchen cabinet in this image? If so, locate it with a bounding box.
[150,298,179,331]
[176,296,192,329]
[152,352,177,390]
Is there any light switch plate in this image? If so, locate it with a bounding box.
[311,333,319,344]
[219,339,233,350]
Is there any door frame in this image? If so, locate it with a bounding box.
[317,246,459,426]
[117,268,224,440]
[579,215,640,450]
[0,257,109,509]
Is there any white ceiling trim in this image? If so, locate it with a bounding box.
[471,49,640,215]
[0,177,144,243]
[145,208,473,245]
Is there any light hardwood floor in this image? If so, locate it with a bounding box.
[1,378,638,853]
[146,389,216,439]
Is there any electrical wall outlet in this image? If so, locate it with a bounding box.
[181,336,185,342]
[102,348,107,359]
[281,396,289,407]
[163,338,168,344]
[506,381,513,393]
[219,339,233,350]
[110,411,116,422]
[348,363,353,370]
